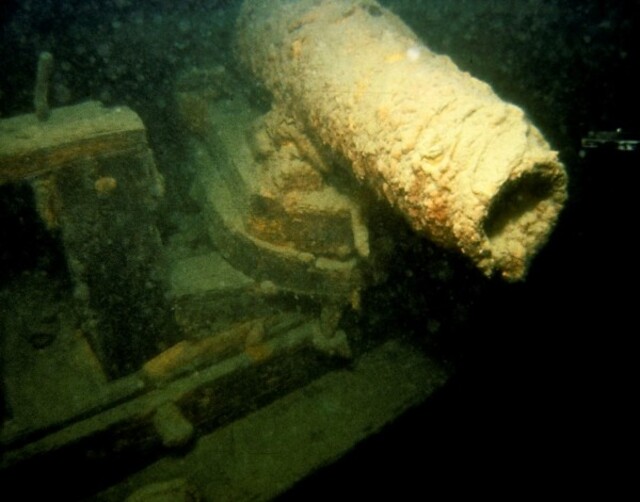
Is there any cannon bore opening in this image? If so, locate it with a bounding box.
[483,170,556,241]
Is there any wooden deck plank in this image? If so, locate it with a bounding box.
[0,101,146,185]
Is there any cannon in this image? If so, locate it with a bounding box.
[236,0,568,280]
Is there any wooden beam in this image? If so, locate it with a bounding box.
[0,101,146,185]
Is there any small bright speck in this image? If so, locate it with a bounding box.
[406,46,421,61]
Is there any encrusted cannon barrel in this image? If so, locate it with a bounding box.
[236,0,568,280]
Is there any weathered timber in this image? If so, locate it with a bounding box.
[1,100,177,378]
[0,101,146,185]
